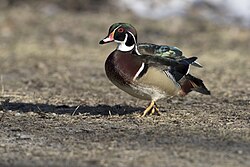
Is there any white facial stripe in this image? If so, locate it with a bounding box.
[133,63,145,80]
[114,27,136,52]
[127,31,137,43]
[115,33,128,43]
[113,25,122,33]
[116,33,135,51]
[102,25,122,43]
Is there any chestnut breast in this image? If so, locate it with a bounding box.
[105,50,143,85]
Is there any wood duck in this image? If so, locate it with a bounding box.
[99,23,210,116]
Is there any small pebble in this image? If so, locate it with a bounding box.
[0,144,6,147]
[15,133,32,140]
[15,113,21,116]
[27,112,37,116]
[19,135,32,140]
[237,150,243,154]
[59,114,66,117]
[51,113,57,116]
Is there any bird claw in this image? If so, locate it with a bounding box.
[140,101,161,117]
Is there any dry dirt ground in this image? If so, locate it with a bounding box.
[0,4,249,167]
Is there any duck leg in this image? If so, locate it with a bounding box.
[141,101,161,117]
[150,103,160,116]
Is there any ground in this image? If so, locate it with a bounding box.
[0,3,249,167]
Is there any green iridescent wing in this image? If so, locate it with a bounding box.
[136,43,202,67]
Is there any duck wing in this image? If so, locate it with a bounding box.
[135,43,202,68]
[135,50,197,82]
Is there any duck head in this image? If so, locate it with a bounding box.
[99,23,137,51]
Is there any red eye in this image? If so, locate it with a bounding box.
[117,28,124,33]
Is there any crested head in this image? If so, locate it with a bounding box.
[108,23,137,41]
[99,23,137,52]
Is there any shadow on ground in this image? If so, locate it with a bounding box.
[0,100,143,116]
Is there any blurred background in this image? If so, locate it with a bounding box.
[1,0,250,26]
[0,0,249,104]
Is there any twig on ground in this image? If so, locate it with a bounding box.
[71,104,82,116]
[108,110,112,116]
[36,105,47,118]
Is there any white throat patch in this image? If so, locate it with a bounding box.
[116,34,135,52]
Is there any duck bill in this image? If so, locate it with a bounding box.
[99,32,114,44]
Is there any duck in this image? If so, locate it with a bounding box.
[99,23,210,116]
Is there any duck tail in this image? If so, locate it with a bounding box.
[191,61,203,68]
[181,57,197,65]
[179,74,210,96]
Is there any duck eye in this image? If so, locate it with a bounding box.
[117,28,124,33]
